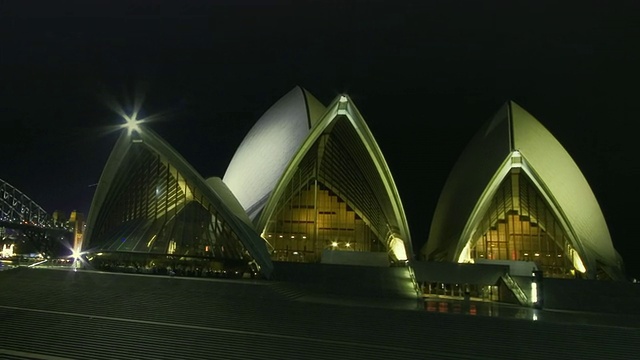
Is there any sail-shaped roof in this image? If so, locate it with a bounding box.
[422,101,624,280]
[223,86,326,223]
[256,94,413,262]
[83,122,273,278]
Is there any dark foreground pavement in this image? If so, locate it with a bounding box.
[0,267,638,360]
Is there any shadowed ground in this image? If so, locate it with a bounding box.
[0,267,638,360]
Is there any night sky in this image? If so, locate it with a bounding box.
[2,1,639,278]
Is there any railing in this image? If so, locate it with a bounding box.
[501,273,531,307]
[406,262,422,299]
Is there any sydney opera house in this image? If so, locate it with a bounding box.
[3,86,637,360]
[82,87,413,280]
[80,86,627,303]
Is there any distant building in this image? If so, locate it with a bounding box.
[68,210,85,252]
[420,101,625,280]
[51,210,67,227]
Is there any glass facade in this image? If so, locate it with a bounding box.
[469,168,581,278]
[262,116,398,263]
[264,182,384,262]
[86,141,255,276]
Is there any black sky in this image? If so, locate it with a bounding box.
[1,1,639,278]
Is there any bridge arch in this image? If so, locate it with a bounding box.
[0,179,49,227]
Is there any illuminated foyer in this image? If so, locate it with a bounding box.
[459,166,587,278]
[224,87,413,265]
[82,118,274,278]
[422,101,625,280]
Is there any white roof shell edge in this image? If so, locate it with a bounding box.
[423,101,623,279]
[223,86,326,223]
[256,95,413,261]
[84,124,274,278]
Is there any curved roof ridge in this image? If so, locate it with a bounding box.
[84,124,273,277]
[223,86,326,222]
[422,101,623,279]
[256,93,413,261]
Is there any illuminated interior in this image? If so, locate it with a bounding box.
[264,183,384,262]
[84,132,261,277]
[425,101,624,280]
[1,244,14,258]
[464,168,585,278]
[261,115,406,263]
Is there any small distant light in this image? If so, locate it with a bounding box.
[339,96,348,103]
[331,241,338,247]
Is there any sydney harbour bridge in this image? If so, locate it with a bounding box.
[0,178,76,262]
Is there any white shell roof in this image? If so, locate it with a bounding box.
[423,101,622,279]
[222,86,326,222]
[510,103,618,266]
